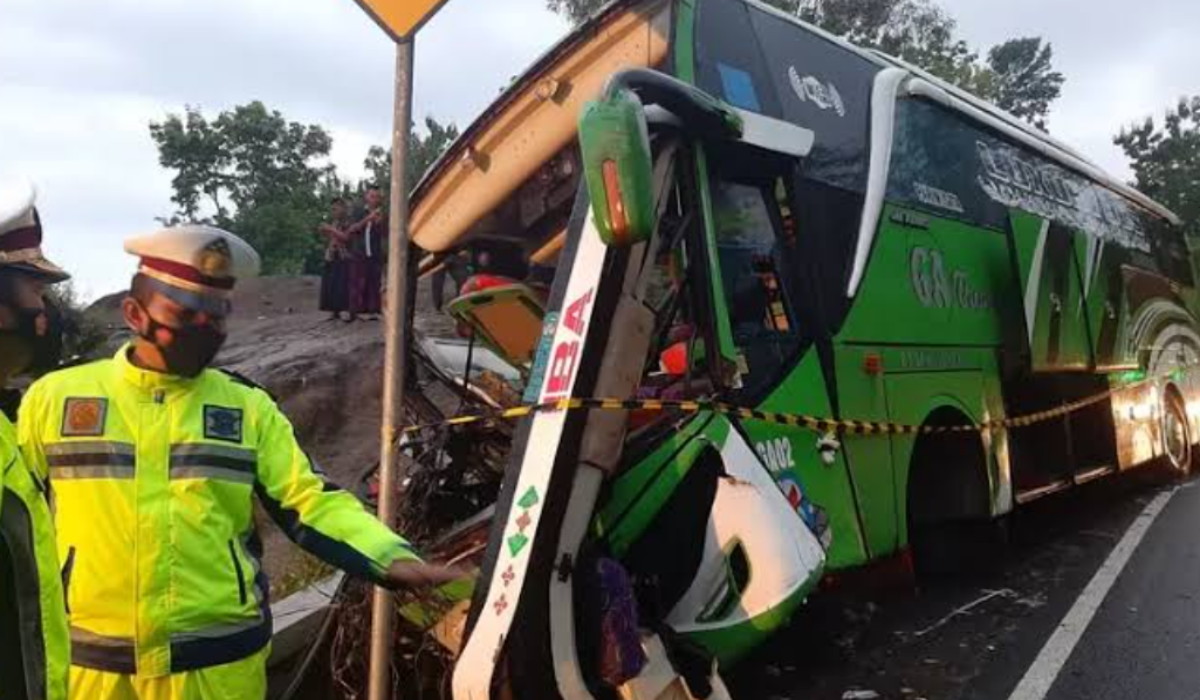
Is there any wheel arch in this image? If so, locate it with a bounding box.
[899,400,994,547]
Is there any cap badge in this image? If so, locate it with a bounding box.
[198,238,232,278]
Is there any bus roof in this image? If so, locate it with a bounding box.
[739,0,1180,225]
[409,0,671,253]
[411,0,1179,257]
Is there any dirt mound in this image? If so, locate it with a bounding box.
[86,275,327,333]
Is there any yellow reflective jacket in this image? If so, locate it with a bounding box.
[1,410,69,700]
[17,346,417,678]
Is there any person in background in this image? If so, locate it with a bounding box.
[316,196,351,322]
[344,185,387,322]
[430,246,474,311]
[18,225,462,699]
[0,179,70,700]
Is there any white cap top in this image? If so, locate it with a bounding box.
[0,177,37,236]
[0,176,68,281]
[124,225,261,286]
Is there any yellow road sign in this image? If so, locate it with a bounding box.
[353,0,451,41]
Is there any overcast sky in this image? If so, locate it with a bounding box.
[1,0,1195,301]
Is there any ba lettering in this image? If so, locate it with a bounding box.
[544,341,580,399]
[562,289,593,336]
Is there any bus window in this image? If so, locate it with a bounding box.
[630,148,716,410]
[711,176,802,396]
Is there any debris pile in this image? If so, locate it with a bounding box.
[320,332,520,698]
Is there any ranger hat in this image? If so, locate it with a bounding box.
[0,178,70,282]
[124,225,260,315]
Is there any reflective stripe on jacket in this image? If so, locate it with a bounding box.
[1,411,69,700]
[17,346,417,678]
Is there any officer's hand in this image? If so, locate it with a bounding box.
[384,559,470,590]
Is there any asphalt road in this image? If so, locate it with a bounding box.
[727,468,1188,700]
[1041,480,1200,700]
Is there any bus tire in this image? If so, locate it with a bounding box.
[906,407,1001,581]
[1162,386,1192,476]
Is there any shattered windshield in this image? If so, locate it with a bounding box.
[422,337,524,393]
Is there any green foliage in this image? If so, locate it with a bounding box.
[269,549,333,599]
[361,116,462,195]
[546,0,1064,127]
[46,281,108,362]
[799,0,976,83]
[149,101,338,275]
[1115,96,1200,245]
[545,0,607,24]
[975,38,1064,130]
[794,0,1064,127]
[150,104,460,276]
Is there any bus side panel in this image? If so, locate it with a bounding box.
[1068,229,1097,367]
[1008,210,1094,371]
[1111,266,1200,469]
[1083,242,1137,370]
[755,352,869,570]
[833,345,900,560]
[838,206,1017,347]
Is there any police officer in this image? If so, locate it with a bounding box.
[0,180,70,700]
[17,225,459,700]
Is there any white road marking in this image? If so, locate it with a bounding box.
[1006,487,1177,700]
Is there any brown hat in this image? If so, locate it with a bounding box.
[0,179,69,282]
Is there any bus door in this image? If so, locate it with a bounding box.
[1008,211,1094,371]
[698,139,870,571]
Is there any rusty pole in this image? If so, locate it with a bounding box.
[368,35,415,700]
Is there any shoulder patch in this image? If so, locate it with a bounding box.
[62,398,108,437]
[204,405,244,443]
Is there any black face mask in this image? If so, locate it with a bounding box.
[138,306,226,378]
[0,302,64,379]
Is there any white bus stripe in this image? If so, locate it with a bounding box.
[1006,487,1176,700]
[1023,219,1051,348]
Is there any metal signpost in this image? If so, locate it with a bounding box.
[348,1,451,698]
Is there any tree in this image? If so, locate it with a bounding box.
[46,281,108,362]
[795,0,975,81]
[1115,96,1200,243]
[150,101,338,274]
[793,0,1064,126]
[361,116,461,195]
[545,0,606,25]
[151,104,460,276]
[546,0,1063,127]
[975,38,1064,130]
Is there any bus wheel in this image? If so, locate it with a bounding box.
[1162,388,1192,475]
[907,408,1001,581]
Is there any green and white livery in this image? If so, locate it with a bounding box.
[403,0,1199,697]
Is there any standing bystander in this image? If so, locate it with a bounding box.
[345,185,387,321]
[316,196,351,321]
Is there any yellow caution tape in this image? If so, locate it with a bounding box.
[400,368,1188,438]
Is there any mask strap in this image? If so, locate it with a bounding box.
[132,299,171,345]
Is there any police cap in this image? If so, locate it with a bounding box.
[0,177,69,282]
[124,225,260,315]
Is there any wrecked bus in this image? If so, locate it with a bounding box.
[403,0,1200,696]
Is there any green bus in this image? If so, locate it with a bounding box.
[404,0,1199,697]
